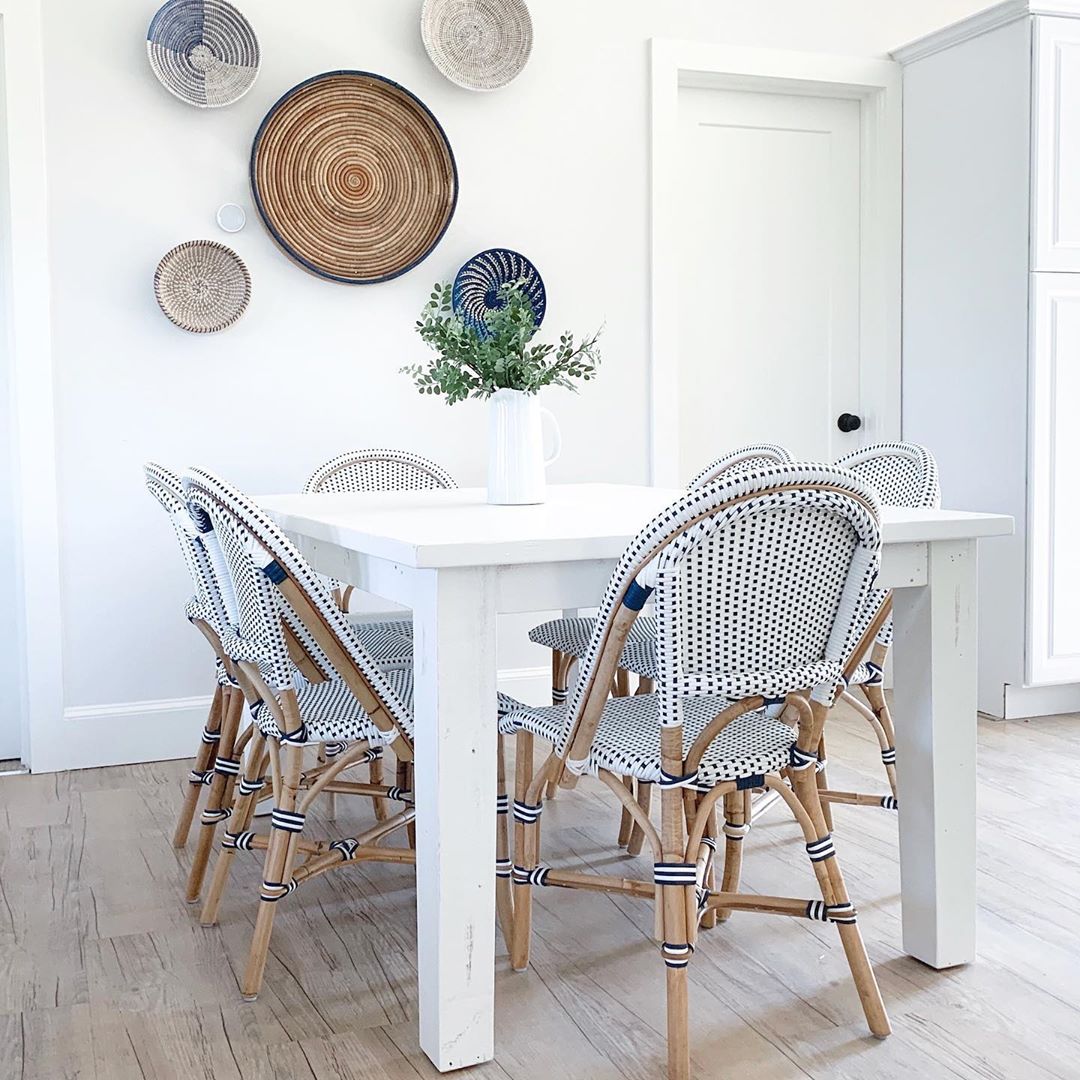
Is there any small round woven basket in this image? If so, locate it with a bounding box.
[452,248,545,337]
[421,0,533,92]
[250,71,458,284]
[154,240,251,333]
[146,0,260,107]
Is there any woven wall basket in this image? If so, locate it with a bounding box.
[154,240,251,333]
[452,248,545,336]
[146,0,260,108]
[250,72,458,285]
[421,0,533,91]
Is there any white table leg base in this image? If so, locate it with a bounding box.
[412,566,498,1070]
[892,538,978,969]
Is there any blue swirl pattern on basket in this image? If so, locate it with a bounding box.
[452,249,546,337]
[146,0,260,108]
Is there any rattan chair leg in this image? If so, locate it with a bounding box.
[861,683,898,798]
[627,780,653,857]
[318,745,336,822]
[200,731,268,926]
[545,650,573,800]
[790,764,890,1038]
[714,790,748,925]
[698,805,720,931]
[398,759,416,848]
[617,775,636,848]
[242,742,303,1001]
[369,750,390,821]
[173,682,224,848]
[510,731,535,971]
[496,735,514,952]
[816,733,834,831]
[186,686,244,903]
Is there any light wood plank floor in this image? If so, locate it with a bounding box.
[1,699,1078,1080]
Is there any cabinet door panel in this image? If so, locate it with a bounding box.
[1028,273,1080,683]
[1033,17,1080,271]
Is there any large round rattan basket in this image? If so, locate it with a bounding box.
[146,0,260,108]
[420,0,533,91]
[154,240,251,333]
[250,71,458,285]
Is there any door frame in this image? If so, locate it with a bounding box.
[0,0,63,770]
[649,39,902,485]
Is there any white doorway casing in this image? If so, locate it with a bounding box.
[0,0,63,770]
[649,39,902,485]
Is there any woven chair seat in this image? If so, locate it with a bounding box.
[498,692,797,788]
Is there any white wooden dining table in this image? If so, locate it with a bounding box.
[259,482,1013,1072]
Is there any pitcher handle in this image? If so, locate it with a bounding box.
[540,407,562,467]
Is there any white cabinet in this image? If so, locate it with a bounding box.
[896,1,1080,717]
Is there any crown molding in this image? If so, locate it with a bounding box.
[892,0,1080,64]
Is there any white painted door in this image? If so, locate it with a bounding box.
[675,87,863,481]
[1028,272,1080,684]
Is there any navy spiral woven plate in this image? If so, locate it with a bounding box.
[452,249,545,336]
[147,0,260,108]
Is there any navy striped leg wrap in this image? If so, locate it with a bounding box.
[513,800,543,825]
[201,727,221,745]
[387,786,414,804]
[213,757,241,778]
[270,808,306,833]
[551,686,568,703]
[222,831,256,851]
[329,838,360,862]
[512,865,550,886]
[880,795,898,810]
[189,769,214,786]
[658,768,700,790]
[237,777,265,798]
[200,807,231,824]
[661,942,694,969]
[881,746,896,765]
[654,862,698,887]
[496,794,509,815]
[864,662,884,686]
[789,746,819,772]
[495,858,513,879]
[280,726,309,747]
[723,820,751,840]
[805,834,836,863]
[260,879,298,903]
[806,900,856,924]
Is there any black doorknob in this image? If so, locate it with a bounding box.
[837,413,862,433]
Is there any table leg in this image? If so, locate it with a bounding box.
[891,538,978,969]
[412,566,498,1070]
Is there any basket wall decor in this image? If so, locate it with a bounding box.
[146,0,260,108]
[154,240,251,333]
[250,71,458,285]
[452,248,546,336]
[421,0,533,91]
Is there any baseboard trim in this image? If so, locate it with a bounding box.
[998,680,1080,720]
[44,667,553,774]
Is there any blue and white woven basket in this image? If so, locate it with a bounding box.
[146,0,260,108]
[452,248,546,337]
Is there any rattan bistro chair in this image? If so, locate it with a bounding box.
[183,467,520,998]
[818,443,940,816]
[303,448,457,815]
[145,464,414,902]
[528,443,794,841]
[500,465,891,1080]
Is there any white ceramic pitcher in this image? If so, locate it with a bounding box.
[487,388,561,505]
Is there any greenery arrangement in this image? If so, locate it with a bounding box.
[402,281,602,405]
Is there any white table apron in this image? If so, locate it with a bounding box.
[259,486,1012,1072]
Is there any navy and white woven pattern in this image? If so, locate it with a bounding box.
[687,444,794,489]
[183,469,414,743]
[556,465,881,773]
[528,443,794,672]
[835,442,940,657]
[304,449,457,495]
[498,692,795,787]
[146,0,260,108]
[452,249,546,337]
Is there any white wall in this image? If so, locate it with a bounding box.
[34,0,989,770]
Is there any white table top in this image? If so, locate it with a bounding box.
[259,483,1013,570]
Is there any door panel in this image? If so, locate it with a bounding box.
[676,87,862,482]
[1033,16,1080,272]
[1028,272,1080,684]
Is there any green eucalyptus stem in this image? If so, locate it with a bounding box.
[401,280,602,406]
